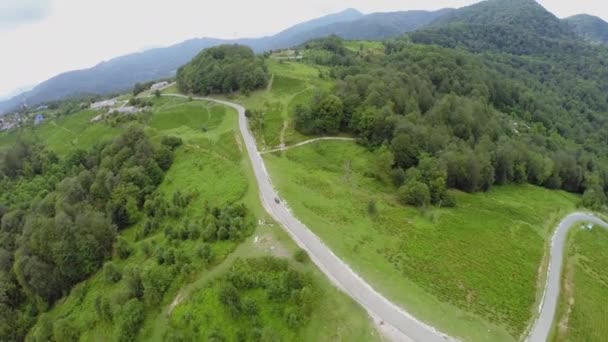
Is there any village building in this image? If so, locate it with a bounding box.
[150,81,170,91]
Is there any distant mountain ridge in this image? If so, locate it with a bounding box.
[0,8,449,114]
[2,1,608,115]
[564,14,608,44]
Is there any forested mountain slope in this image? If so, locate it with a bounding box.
[564,14,608,44]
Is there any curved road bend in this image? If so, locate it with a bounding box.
[164,94,608,342]
[164,94,452,342]
[527,213,608,342]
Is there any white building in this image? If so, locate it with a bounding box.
[91,99,117,109]
[150,81,170,91]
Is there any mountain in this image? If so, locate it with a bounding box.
[283,9,453,42]
[431,0,575,39]
[0,8,449,115]
[564,14,608,44]
[410,0,580,55]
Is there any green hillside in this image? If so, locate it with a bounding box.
[554,227,608,341]
[564,14,608,45]
[0,90,378,341]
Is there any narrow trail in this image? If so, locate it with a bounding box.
[262,137,356,154]
[159,93,608,342]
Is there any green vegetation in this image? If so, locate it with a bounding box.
[553,227,608,341]
[166,257,319,340]
[264,140,578,341]
[1,95,377,341]
[177,44,269,95]
[291,36,607,212]
[222,58,333,150]
[0,127,174,340]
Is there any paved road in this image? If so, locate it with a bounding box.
[526,213,608,342]
[164,94,452,342]
[261,137,356,154]
[164,94,608,342]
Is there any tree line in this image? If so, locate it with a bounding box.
[294,36,608,209]
[0,127,177,340]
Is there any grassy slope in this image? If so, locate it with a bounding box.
[552,227,608,341]
[263,140,578,342]
[0,110,123,155]
[221,59,333,150]
[22,97,378,341]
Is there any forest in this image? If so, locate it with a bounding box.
[176,44,269,95]
[0,128,178,340]
[294,36,608,209]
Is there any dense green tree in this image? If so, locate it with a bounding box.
[177,45,268,95]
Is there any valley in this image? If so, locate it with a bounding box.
[2,1,608,341]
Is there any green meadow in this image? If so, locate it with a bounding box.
[18,97,378,341]
[222,59,333,150]
[553,227,608,342]
[263,140,579,342]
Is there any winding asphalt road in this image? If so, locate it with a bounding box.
[526,213,608,342]
[165,94,452,342]
[164,94,608,342]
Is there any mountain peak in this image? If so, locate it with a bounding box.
[564,13,608,44]
[431,0,574,39]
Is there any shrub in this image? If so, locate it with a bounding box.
[294,249,309,263]
[103,262,122,283]
[398,181,431,207]
[161,136,183,151]
[367,199,378,216]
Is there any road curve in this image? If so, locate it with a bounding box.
[526,212,608,342]
[164,94,608,342]
[164,94,452,342]
[261,137,356,154]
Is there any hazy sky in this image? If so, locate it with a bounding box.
[0,0,606,99]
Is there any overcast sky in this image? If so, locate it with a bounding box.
[1,0,606,99]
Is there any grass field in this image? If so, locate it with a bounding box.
[221,59,333,150]
[22,98,378,341]
[263,140,579,342]
[552,226,608,341]
[0,109,124,155]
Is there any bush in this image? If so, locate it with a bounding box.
[161,136,183,151]
[116,299,144,342]
[391,168,406,188]
[294,249,309,263]
[398,181,431,207]
[366,199,378,216]
[115,238,133,259]
[103,262,122,284]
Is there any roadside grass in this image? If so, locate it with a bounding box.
[553,226,608,341]
[25,99,378,341]
[263,140,579,342]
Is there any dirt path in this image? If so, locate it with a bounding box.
[267,74,274,92]
[261,137,356,154]
[278,121,288,148]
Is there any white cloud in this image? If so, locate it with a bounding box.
[0,0,53,29]
[0,0,607,99]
